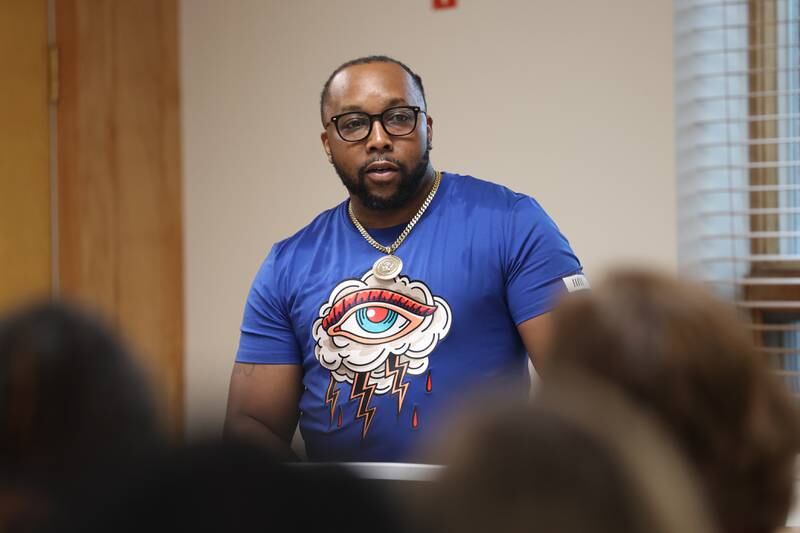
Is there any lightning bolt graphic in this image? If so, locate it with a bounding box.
[325,374,339,426]
[385,356,410,415]
[350,372,377,439]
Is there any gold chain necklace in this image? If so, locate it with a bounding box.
[348,170,441,280]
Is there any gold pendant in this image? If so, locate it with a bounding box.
[372,255,403,280]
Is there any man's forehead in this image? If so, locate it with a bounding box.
[326,62,422,113]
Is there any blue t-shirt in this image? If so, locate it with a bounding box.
[237,173,583,462]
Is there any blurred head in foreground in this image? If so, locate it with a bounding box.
[0,301,161,530]
[547,269,800,533]
[425,376,716,533]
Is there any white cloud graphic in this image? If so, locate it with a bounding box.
[312,270,452,394]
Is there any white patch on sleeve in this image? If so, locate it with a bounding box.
[562,274,590,293]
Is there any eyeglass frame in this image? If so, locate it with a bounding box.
[326,105,426,143]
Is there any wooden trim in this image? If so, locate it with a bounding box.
[748,0,781,258]
[55,0,184,436]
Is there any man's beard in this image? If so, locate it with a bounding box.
[333,150,430,211]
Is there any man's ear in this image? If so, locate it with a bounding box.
[426,114,434,150]
[321,131,333,163]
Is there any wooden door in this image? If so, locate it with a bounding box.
[0,0,51,312]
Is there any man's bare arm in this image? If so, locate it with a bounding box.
[224,363,303,460]
[517,312,554,375]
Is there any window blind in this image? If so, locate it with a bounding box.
[676,0,800,391]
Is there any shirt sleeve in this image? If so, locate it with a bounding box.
[504,195,584,325]
[236,245,302,364]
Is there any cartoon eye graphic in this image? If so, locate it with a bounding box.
[321,289,437,345]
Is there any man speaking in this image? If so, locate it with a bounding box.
[225,56,585,462]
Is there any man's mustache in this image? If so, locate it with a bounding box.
[358,158,405,178]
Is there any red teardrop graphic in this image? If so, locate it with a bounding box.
[426,371,432,393]
[337,407,343,428]
[412,406,419,429]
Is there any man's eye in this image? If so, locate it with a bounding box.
[387,113,412,123]
[341,118,368,131]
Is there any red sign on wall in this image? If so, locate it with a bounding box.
[433,0,457,9]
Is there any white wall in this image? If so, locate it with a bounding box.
[181,0,675,435]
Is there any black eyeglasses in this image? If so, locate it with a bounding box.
[327,106,424,142]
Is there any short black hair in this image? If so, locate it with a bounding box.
[319,55,427,123]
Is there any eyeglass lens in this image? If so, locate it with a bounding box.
[336,107,417,141]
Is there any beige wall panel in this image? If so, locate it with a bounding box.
[0,0,50,312]
[56,0,183,434]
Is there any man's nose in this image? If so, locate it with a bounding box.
[365,118,393,152]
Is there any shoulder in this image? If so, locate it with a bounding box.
[269,202,345,260]
[252,202,345,287]
[444,172,549,217]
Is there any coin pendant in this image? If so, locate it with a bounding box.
[372,255,403,280]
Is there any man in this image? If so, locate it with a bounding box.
[225,56,585,462]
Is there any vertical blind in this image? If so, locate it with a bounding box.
[676,0,800,391]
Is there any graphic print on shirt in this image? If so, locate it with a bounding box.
[312,270,452,438]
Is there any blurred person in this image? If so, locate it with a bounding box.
[42,439,406,533]
[0,301,163,532]
[226,54,587,462]
[546,269,800,533]
[421,375,717,533]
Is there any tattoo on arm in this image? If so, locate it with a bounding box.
[234,364,256,377]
